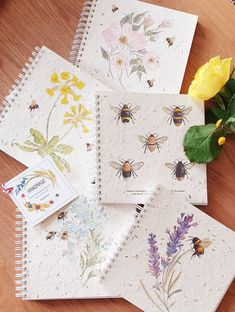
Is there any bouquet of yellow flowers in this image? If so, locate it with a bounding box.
[184,56,235,163]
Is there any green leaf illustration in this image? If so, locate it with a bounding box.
[55,144,74,155]
[30,128,46,145]
[120,13,134,27]
[132,24,141,31]
[133,12,146,24]
[80,253,85,271]
[48,135,59,149]
[100,47,109,61]
[15,143,39,152]
[184,124,223,163]
[51,153,71,173]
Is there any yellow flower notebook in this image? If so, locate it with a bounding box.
[0,46,136,299]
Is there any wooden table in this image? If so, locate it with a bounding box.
[0,0,234,311]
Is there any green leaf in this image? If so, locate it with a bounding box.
[226,78,235,94]
[133,12,146,24]
[130,65,139,74]
[183,124,223,163]
[214,94,225,110]
[100,47,109,61]
[226,95,235,121]
[120,13,134,27]
[205,107,226,124]
[30,128,46,146]
[15,143,39,152]
[55,144,74,155]
[132,24,141,31]
[47,136,59,149]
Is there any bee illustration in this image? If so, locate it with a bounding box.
[147,79,155,88]
[165,160,194,181]
[61,231,69,240]
[112,5,119,12]
[86,143,94,152]
[138,133,168,153]
[46,231,57,240]
[58,211,67,220]
[166,37,175,46]
[190,237,212,258]
[163,106,192,127]
[110,103,140,124]
[110,160,144,179]
[29,100,39,111]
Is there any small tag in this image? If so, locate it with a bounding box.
[4,156,77,226]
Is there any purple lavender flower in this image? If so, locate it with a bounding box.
[148,233,161,278]
[166,213,197,257]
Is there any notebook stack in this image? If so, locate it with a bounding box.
[0,0,234,310]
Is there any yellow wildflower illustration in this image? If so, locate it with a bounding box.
[64,104,93,133]
[46,71,85,105]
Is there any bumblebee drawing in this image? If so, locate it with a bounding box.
[57,211,67,220]
[147,79,155,88]
[110,103,140,124]
[110,160,144,179]
[166,37,175,46]
[138,133,168,153]
[163,106,192,126]
[165,160,194,181]
[190,237,212,258]
[46,231,57,240]
[29,100,39,111]
[112,5,119,12]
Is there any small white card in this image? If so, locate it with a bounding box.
[4,156,77,226]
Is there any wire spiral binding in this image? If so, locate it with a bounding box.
[96,94,102,202]
[15,208,28,298]
[69,0,98,66]
[99,188,160,280]
[0,46,43,298]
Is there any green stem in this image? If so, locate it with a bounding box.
[223,125,235,134]
[46,94,62,143]
[58,125,74,143]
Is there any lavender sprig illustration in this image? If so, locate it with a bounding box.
[148,233,161,279]
[140,214,204,312]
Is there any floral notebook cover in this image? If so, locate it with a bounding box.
[96,91,207,205]
[0,46,109,196]
[100,186,235,312]
[70,0,197,93]
[0,46,136,299]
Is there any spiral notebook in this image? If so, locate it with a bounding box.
[0,46,110,195]
[0,46,137,299]
[70,0,198,93]
[100,186,235,312]
[96,91,207,205]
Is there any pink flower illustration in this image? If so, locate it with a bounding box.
[144,52,159,69]
[111,52,130,70]
[102,23,147,52]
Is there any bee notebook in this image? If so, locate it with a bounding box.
[70,0,197,93]
[96,91,207,205]
[100,186,235,312]
[0,46,137,299]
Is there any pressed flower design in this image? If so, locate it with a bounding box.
[140,214,211,312]
[16,72,92,172]
[46,196,113,286]
[100,13,172,89]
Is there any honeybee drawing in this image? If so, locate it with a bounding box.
[163,105,192,126]
[138,133,168,153]
[190,237,212,258]
[110,103,140,124]
[109,160,144,179]
[165,160,194,181]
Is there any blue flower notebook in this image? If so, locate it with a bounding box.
[100,186,235,312]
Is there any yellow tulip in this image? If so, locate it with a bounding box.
[188,56,232,101]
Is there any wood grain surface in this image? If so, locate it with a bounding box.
[0,0,234,311]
